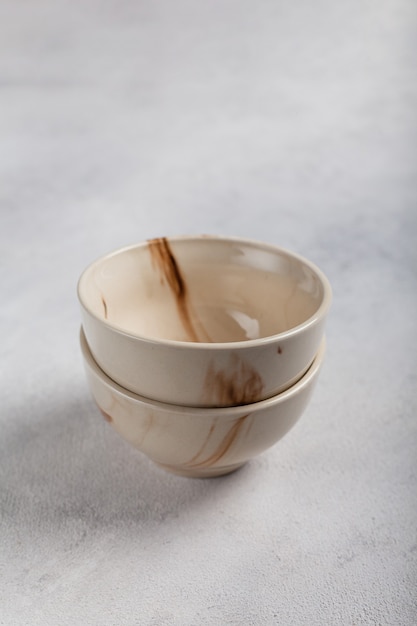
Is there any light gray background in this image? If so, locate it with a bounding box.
[1,1,416,624]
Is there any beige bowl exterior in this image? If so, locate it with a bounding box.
[81,328,326,478]
[78,235,331,407]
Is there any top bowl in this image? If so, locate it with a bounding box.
[78,235,331,407]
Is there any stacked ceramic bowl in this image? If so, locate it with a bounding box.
[78,235,331,477]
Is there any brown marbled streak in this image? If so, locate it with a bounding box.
[99,408,113,423]
[185,420,218,465]
[186,414,250,468]
[203,355,264,406]
[137,410,154,446]
[101,295,108,319]
[148,237,210,342]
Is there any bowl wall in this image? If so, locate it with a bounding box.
[78,236,331,406]
[81,328,326,477]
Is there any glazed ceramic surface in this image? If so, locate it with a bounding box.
[80,328,326,478]
[78,235,331,407]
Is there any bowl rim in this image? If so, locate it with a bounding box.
[77,234,332,350]
[80,327,326,416]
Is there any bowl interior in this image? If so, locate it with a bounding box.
[78,237,328,343]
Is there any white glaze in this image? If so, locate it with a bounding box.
[80,329,325,478]
[78,236,331,407]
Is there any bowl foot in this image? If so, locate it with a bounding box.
[155,460,247,478]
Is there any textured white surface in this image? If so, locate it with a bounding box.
[1,0,416,624]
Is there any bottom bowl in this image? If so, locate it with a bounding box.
[80,329,326,478]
